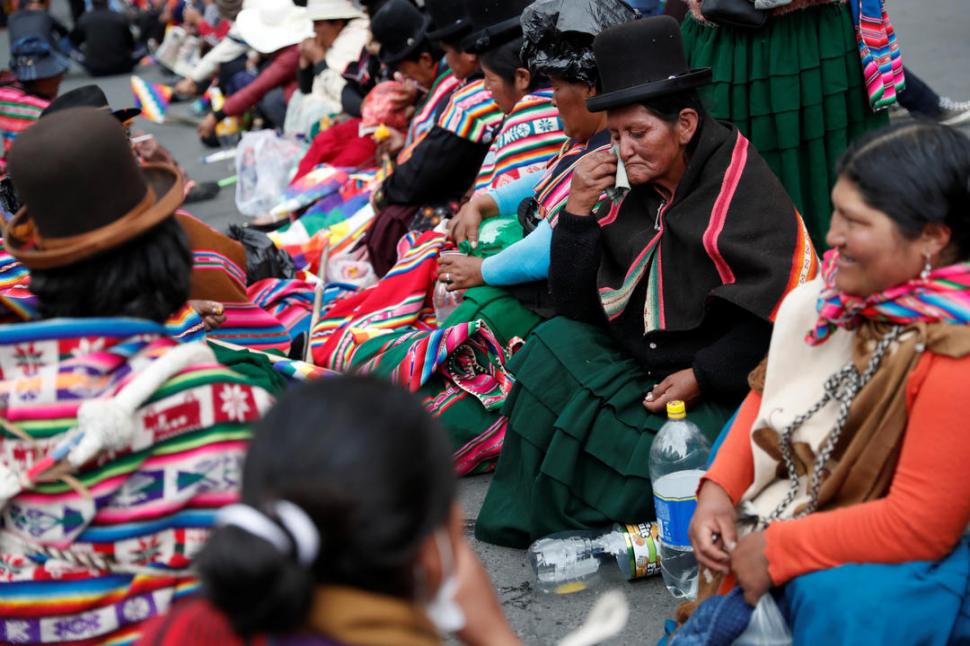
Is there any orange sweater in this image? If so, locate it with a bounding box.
[705,352,970,586]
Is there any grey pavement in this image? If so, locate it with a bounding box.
[4,0,969,643]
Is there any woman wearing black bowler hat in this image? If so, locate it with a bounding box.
[476,16,819,549]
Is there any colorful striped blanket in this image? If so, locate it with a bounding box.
[309,231,444,368]
[305,232,518,475]
[472,89,566,192]
[849,0,905,110]
[0,318,274,645]
[435,79,504,145]
[268,167,378,275]
[0,83,49,174]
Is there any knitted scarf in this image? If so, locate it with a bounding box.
[808,250,970,345]
[848,0,905,110]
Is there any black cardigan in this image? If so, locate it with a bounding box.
[549,210,771,406]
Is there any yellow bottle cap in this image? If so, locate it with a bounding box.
[666,400,686,419]
[373,123,391,142]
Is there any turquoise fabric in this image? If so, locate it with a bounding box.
[486,172,541,216]
[656,538,970,645]
[481,219,553,285]
[706,410,738,468]
[779,537,970,644]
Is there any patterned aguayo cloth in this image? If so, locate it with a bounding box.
[0,317,273,644]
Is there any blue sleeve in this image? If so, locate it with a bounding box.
[480,219,553,286]
[486,173,542,217]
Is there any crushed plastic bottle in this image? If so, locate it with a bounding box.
[527,522,661,594]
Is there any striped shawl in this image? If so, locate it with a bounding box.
[472,89,566,193]
[596,119,818,333]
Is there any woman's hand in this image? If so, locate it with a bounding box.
[189,300,226,331]
[564,150,616,216]
[449,194,499,249]
[438,254,485,291]
[299,36,326,66]
[731,530,772,606]
[453,538,522,646]
[197,113,217,139]
[643,368,701,413]
[689,480,737,574]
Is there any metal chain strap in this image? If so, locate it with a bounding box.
[757,325,906,529]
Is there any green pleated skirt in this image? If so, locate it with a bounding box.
[681,3,889,249]
[474,317,734,548]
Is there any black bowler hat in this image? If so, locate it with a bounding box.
[40,85,141,123]
[460,0,533,55]
[587,16,711,113]
[371,0,431,66]
[426,0,471,44]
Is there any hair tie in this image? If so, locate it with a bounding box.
[216,501,321,566]
[217,504,292,555]
[274,500,320,567]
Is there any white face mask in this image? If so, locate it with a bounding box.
[422,529,466,634]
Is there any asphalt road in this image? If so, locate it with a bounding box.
[3,0,968,643]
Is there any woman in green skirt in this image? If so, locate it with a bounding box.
[475,17,819,548]
[680,0,890,249]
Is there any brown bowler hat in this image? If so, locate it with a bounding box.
[3,108,184,270]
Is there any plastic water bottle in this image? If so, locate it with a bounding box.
[649,400,710,599]
[527,522,661,594]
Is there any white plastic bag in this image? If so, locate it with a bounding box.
[733,595,792,646]
[234,130,303,217]
[153,27,201,77]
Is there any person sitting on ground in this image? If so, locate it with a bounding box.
[359,0,508,276]
[364,0,534,276]
[284,0,371,135]
[441,0,637,316]
[0,11,68,172]
[70,0,145,76]
[297,0,501,200]
[197,0,311,140]
[475,17,818,548]
[330,0,392,118]
[0,108,274,645]
[6,0,72,58]
[137,376,521,646]
[182,0,234,47]
[0,91,294,357]
[684,121,970,644]
[304,0,566,479]
[172,0,248,99]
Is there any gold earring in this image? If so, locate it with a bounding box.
[920,251,933,281]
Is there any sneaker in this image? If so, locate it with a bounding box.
[938,97,970,127]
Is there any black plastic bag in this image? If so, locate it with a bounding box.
[227,224,296,284]
[521,0,638,85]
